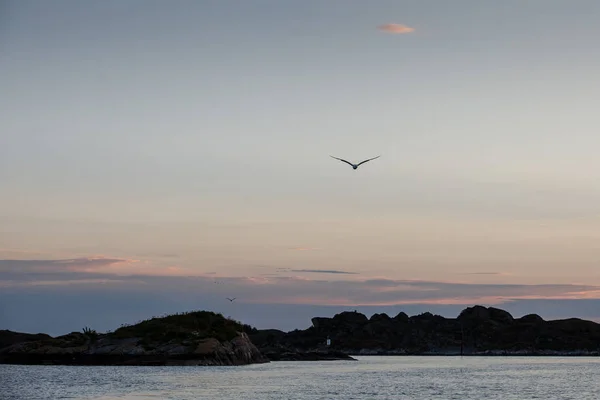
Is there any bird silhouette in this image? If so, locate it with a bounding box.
[330,155,380,170]
[226,297,236,302]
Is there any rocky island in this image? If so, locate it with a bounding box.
[0,311,268,366]
[3,306,600,366]
[250,306,600,356]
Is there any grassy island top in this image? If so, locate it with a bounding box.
[110,311,257,343]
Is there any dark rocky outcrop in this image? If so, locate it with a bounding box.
[0,330,52,349]
[0,311,269,366]
[5,306,600,365]
[251,306,600,356]
[248,329,355,361]
[260,347,355,361]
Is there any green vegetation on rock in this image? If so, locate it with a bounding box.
[112,310,243,343]
[0,310,270,366]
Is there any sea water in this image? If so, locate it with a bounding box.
[2,356,599,399]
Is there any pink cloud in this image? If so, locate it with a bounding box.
[18,278,134,287]
[0,257,181,277]
[378,23,415,34]
[66,257,140,273]
[217,277,600,306]
[4,260,600,307]
[0,257,135,273]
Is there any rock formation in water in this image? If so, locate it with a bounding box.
[250,306,600,356]
[4,305,600,365]
[0,311,269,366]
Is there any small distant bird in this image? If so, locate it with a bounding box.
[226,297,236,302]
[330,155,380,170]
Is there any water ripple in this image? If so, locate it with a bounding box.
[2,357,600,400]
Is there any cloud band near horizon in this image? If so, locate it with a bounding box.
[2,258,599,306]
[3,257,600,336]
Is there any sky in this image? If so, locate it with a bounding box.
[2,0,600,336]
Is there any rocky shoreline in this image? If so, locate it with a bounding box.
[0,311,353,366]
[347,349,600,356]
[249,306,600,358]
[259,347,356,361]
[0,330,269,366]
[3,306,600,366]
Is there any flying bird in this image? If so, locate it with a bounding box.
[330,155,380,170]
[226,297,236,302]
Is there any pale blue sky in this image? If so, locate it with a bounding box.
[2,1,600,334]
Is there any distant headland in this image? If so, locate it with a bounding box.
[252,305,600,357]
[2,306,600,366]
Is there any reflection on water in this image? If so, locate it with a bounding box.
[3,356,600,400]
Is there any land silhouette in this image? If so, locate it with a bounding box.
[2,306,600,366]
[251,305,600,358]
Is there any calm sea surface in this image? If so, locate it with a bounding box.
[2,356,599,400]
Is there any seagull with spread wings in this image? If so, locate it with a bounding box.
[330,155,380,170]
[226,297,236,302]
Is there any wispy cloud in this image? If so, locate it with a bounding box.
[2,261,599,307]
[2,278,134,287]
[4,264,600,335]
[457,272,506,275]
[135,253,180,259]
[378,23,415,34]
[0,257,136,272]
[290,269,359,275]
[0,257,150,277]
